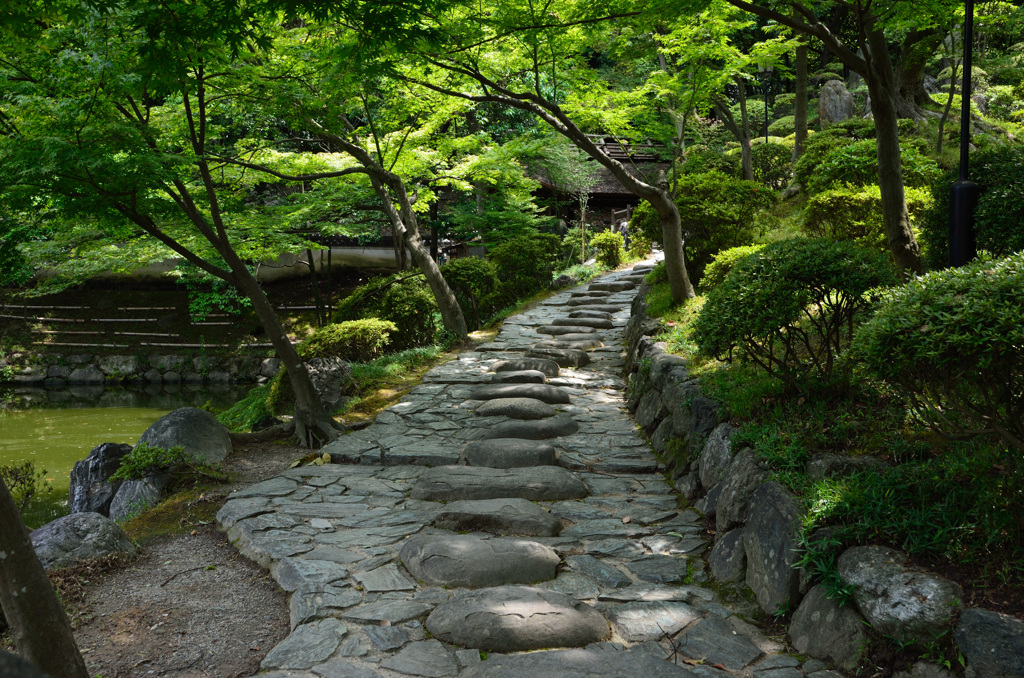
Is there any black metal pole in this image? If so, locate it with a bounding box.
[764,79,770,143]
[949,0,978,266]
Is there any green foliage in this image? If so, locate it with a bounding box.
[772,93,796,117]
[693,239,897,390]
[793,119,876,189]
[751,142,792,189]
[590,230,625,268]
[852,252,1024,452]
[767,115,795,137]
[627,230,653,260]
[439,257,498,331]
[217,382,277,432]
[677,145,740,177]
[298,319,397,363]
[111,443,227,484]
[803,184,933,251]
[802,138,941,195]
[0,461,51,512]
[920,144,1024,268]
[700,244,767,290]
[334,272,438,350]
[986,84,1024,121]
[175,263,252,321]
[486,234,559,299]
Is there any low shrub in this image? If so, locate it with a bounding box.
[699,244,767,290]
[590,230,625,268]
[298,319,398,363]
[677,145,740,177]
[0,461,51,512]
[693,239,897,390]
[803,138,941,194]
[793,119,876,189]
[852,252,1024,452]
[487,234,560,300]
[334,272,437,350]
[439,257,498,330]
[767,115,795,137]
[919,144,1024,269]
[773,93,796,117]
[112,443,228,484]
[803,184,933,251]
[751,141,792,189]
[627,230,653,259]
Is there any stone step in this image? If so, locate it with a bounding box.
[457,647,696,677]
[526,347,591,368]
[491,370,547,384]
[569,291,610,298]
[535,324,600,336]
[588,281,636,293]
[551,317,614,330]
[533,338,603,351]
[400,534,559,588]
[561,303,623,313]
[490,358,560,377]
[470,383,570,404]
[565,298,614,307]
[411,465,587,501]
[481,416,580,440]
[567,310,613,320]
[434,498,563,536]
[463,438,558,468]
[425,585,611,652]
[473,397,557,420]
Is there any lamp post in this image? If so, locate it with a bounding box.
[950,0,978,266]
[757,60,773,144]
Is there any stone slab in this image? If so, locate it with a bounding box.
[457,648,697,677]
[411,466,587,501]
[470,384,570,404]
[434,498,562,536]
[491,358,560,377]
[474,397,557,420]
[480,416,580,440]
[525,348,591,368]
[491,370,547,384]
[551,318,614,330]
[463,439,557,468]
[608,601,702,642]
[400,534,559,588]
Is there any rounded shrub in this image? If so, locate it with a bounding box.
[440,257,498,330]
[751,142,792,189]
[627,230,653,259]
[298,319,398,363]
[773,93,796,117]
[919,144,1024,269]
[803,139,941,195]
[590,230,625,268]
[699,244,767,290]
[693,239,897,390]
[767,115,796,137]
[334,273,438,349]
[678,145,740,177]
[852,252,1024,452]
[803,184,933,251]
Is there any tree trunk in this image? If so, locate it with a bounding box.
[937,60,960,155]
[0,480,90,678]
[793,43,809,163]
[649,179,694,298]
[865,27,923,276]
[737,82,754,181]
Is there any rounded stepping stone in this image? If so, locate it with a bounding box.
[570,290,610,298]
[589,281,635,292]
[481,416,580,440]
[564,302,622,312]
[491,358,560,377]
[567,309,612,320]
[411,465,587,501]
[434,498,563,536]
[474,397,556,420]
[526,348,591,368]
[425,585,611,652]
[470,383,570,404]
[491,370,547,384]
[400,534,559,588]
[533,339,602,351]
[463,439,557,468]
[535,325,599,336]
[565,298,613,307]
[551,317,613,330]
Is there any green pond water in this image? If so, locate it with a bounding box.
[0,386,246,527]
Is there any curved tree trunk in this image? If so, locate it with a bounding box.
[865,27,923,276]
[0,480,90,678]
[649,186,694,298]
[793,43,809,163]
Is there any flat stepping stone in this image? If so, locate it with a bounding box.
[400,534,559,588]
[563,302,622,312]
[470,383,570,404]
[607,600,702,642]
[570,291,610,298]
[533,339,603,351]
[526,348,591,368]
[457,647,695,677]
[567,310,613,320]
[434,498,563,536]
[535,325,599,336]
[425,585,611,652]
[411,465,587,501]
[379,639,458,677]
[551,317,614,330]
[463,439,557,468]
[589,281,635,292]
[491,358,560,377]
[481,416,580,440]
[491,370,547,384]
[474,397,556,420]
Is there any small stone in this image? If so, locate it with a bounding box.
[623,555,690,584]
[607,601,701,642]
[788,585,867,670]
[311,659,378,678]
[380,639,458,677]
[474,397,557,420]
[708,529,746,583]
[260,618,346,670]
[352,563,416,592]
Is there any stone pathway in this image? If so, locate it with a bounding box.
[219,263,843,678]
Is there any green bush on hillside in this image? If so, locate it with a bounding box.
[793,119,876,189]
[853,252,1024,452]
[767,115,795,137]
[334,272,437,349]
[751,142,792,189]
[439,257,498,331]
[699,244,767,290]
[803,138,941,194]
[298,319,398,363]
[772,93,796,117]
[803,184,933,251]
[678,145,740,177]
[590,230,625,268]
[693,239,897,390]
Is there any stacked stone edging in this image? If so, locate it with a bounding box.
[624,281,1024,676]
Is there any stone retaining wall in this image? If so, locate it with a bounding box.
[625,281,1024,677]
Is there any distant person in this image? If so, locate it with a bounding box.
[618,221,630,249]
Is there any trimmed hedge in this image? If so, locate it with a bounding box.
[298,319,398,363]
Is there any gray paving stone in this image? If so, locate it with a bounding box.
[412,465,587,501]
[456,647,697,677]
[380,639,458,677]
[565,555,631,589]
[462,439,557,468]
[490,358,560,377]
[560,519,648,540]
[491,370,547,384]
[364,625,411,651]
[400,534,559,588]
[311,659,378,678]
[434,498,562,536]
[352,563,416,592]
[525,347,591,368]
[290,585,363,627]
[272,558,351,592]
[567,310,613,320]
[261,618,347,670]
[607,601,702,642]
[624,555,691,584]
[469,383,571,404]
[584,538,645,558]
[535,324,600,336]
[545,572,601,600]
[474,397,557,419]
[588,281,635,293]
[532,338,604,351]
[342,598,437,624]
[676,615,764,671]
[425,585,611,652]
[551,317,614,330]
[481,416,580,440]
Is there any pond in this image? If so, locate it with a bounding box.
[0,384,249,527]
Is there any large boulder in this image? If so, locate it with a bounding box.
[837,546,962,643]
[68,442,133,516]
[954,608,1024,678]
[715,448,768,534]
[819,80,856,124]
[135,407,232,464]
[743,482,803,614]
[30,512,138,570]
[108,475,171,522]
[789,585,867,670]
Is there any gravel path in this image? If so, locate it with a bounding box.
[219,262,843,678]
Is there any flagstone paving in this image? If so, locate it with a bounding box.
[222,262,844,678]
